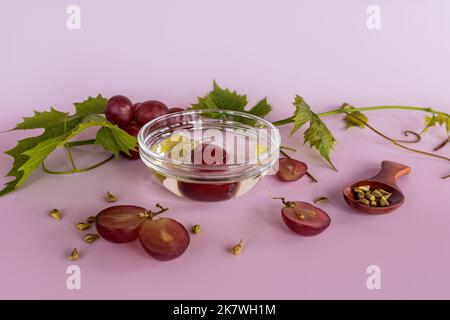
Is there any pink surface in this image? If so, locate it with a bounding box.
[1,0,450,299]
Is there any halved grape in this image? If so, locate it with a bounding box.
[280,200,331,236]
[138,217,190,261]
[95,205,147,243]
[135,100,169,126]
[277,158,308,182]
[105,95,134,128]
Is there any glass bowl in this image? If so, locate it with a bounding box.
[138,109,280,202]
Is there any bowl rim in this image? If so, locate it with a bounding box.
[137,109,281,182]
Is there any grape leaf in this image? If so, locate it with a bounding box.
[13,108,68,130]
[18,137,63,178]
[290,95,337,170]
[340,103,368,129]
[423,113,449,133]
[1,116,84,196]
[50,114,137,158]
[249,98,272,118]
[0,135,62,196]
[74,94,107,116]
[95,127,137,157]
[192,81,272,118]
[1,96,134,196]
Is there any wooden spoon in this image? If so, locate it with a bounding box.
[343,161,411,214]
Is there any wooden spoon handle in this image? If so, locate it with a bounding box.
[369,160,411,187]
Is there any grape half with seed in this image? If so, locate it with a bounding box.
[95,205,147,243]
[277,158,308,182]
[138,217,190,261]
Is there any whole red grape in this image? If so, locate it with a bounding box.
[105,95,134,128]
[178,143,239,201]
[166,107,187,125]
[135,100,169,126]
[168,107,185,113]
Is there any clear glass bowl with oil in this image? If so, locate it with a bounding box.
[138,109,280,202]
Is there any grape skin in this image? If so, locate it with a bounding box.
[277,158,308,182]
[135,100,169,126]
[95,205,147,243]
[105,95,134,128]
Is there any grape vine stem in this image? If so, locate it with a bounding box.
[272,105,450,126]
[272,105,450,167]
[42,154,114,174]
[42,139,115,174]
[343,112,450,163]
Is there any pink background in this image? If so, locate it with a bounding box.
[1,0,450,299]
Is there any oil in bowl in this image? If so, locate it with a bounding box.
[138,110,280,202]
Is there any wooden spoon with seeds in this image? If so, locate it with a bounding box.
[343,161,411,214]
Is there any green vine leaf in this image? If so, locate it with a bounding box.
[1,135,61,196]
[13,108,69,130]
[423,113,450,133]
[192,81,272,118]
[290,95,337,171]
[17,137,63,180]
[1,116,84,196]
[1,96,134,196]
[340,103,368,129]
[95,126,137,158]
[248,98,272,118]
[74,94,107,116]
[60,114,137,158]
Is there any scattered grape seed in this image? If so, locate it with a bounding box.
[48,209,62,221]
[76,222,91,231]
[68,248,80,261]
[231,240,243,256]
[105,191,117,203]
[84,233,100,244]
[191,225,201,234]
[314,197,329,204]
[86,216,96,224]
